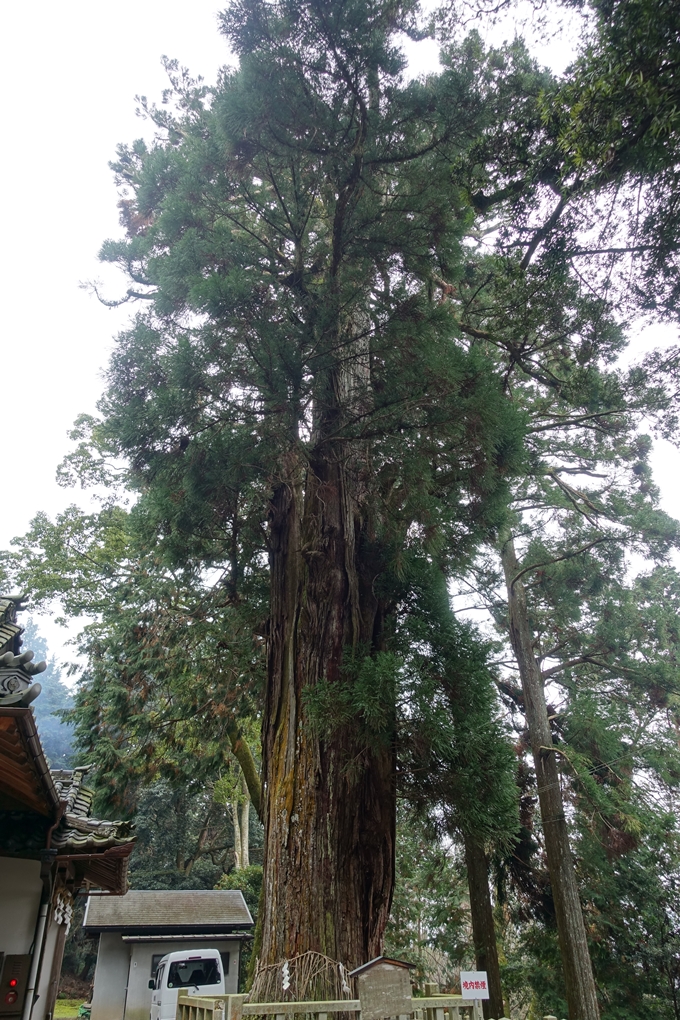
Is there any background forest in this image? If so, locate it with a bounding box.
[3,0,680,1016]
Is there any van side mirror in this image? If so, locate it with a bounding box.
[149,980,155,989]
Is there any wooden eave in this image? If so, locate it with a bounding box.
[0,707,135,893]
[61,843,135,897]
[0,707,60,817]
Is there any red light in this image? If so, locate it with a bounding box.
[5,993,18,1004]
[8,980,17,988]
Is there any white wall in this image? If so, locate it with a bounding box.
[90,936,241,1020]
[34,915,60,1020]
[125,943,173,1020]
[124,941,241,1020]
[91,933,130,1020]
[0,857,42,955]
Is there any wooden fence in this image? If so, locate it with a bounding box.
[176,992,488,1020]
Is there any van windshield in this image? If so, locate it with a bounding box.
[167,959,220,988]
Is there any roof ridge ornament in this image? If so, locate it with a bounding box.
[0,594,47,706]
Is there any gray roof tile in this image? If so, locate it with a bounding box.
[51,768,135,853]
[84,889,254,932]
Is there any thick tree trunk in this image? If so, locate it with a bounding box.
[259,435,395,973]
[500,536,599,1020]
[464,835,504,1020]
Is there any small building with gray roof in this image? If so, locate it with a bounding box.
[83,890,254,1020]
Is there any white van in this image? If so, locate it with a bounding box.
[149,949,226,1020]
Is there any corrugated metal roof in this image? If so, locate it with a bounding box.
[84,890,254,932]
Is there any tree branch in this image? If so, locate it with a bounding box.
[520,195,567,271]
[541,654,604,680]
[227,721,262,819]
[510,536,616,588]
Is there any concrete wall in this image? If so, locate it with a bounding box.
[125,943,175,1020]
[91,934,130,1020]
[90,937,241,1020]
[0,857,42,955]
[124,941,241,1020]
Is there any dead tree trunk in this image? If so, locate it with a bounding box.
[464,834,504,1020]
[240,780,250,869]
[232,796,242,871]
[501,534,599,1020]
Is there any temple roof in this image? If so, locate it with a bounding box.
[0,597,23,653]
[0,708,135,894]
[0,596,136,894]
[51,768,135,853]
[0,706,60,815]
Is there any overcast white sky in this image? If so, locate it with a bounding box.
[1,1,678,663]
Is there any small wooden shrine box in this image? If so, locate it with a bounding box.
[349,956,414,1020]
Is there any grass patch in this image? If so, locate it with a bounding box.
[54,1001,84,1018]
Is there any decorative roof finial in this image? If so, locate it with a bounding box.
[0,595,46,706]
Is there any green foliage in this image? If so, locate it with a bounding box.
[484,511,680,1017]
[6,0,680,1001]
[60,900,99,992]
[9,506,268,815]
[496,710,680,1020]
[4,0,539,847]
[543,0,680,317]
[302,558,519,847]
[385,805,472,989]
[3,2,550,838]
[397,560,519,849]
[577,816,680,1020]
[127,778,263,889]
[303,651,400,745]
[87,12,527,578]
[216,865,263,919]
[215,867,264,990]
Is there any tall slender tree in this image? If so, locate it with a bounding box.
[423,50,680,1003]
[444,255,677,1019]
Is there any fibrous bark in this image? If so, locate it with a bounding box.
[255,294,396,975]
[259,424,395,973]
